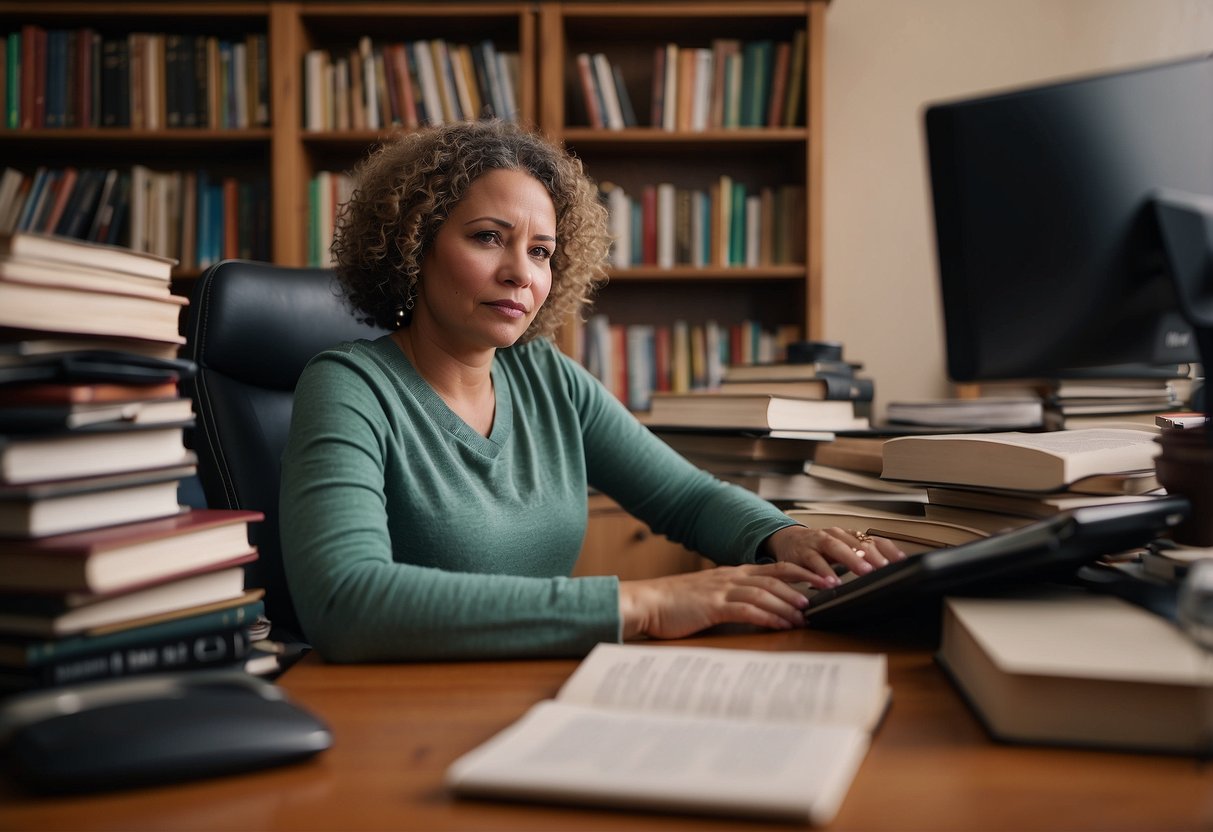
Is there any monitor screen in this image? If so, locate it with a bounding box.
[924,54,1213,382]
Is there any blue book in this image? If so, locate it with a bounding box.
[0,596,264,669]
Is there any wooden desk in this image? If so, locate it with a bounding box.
[2,627,1211,831]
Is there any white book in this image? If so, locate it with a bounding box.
[431,40,460,122]
[447,643,887,824]
[449,44,476,121]
[413,41,444,125]
[0,566,248,638]
[656,182,676,268]
[601,182,630,269]
[500,52,520,123]
[304,49,327,131]
[359,37,379,129]
[938,590,1213,754]
[691,48,713,131]
[662,43,679,131]
[592,53,624,130]
[881,428,1162,491]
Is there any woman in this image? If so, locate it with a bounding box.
[280,120,904,661]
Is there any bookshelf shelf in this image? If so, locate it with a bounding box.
[0,129,272,142]
[606,266,806,282]
[558,127,811,149]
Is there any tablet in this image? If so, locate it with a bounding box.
[803,496,1189,627]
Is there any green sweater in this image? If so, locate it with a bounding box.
[279,335,797,661]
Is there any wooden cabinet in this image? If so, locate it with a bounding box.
[574,494,710,579]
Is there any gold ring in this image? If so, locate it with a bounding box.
[854,531,872,543]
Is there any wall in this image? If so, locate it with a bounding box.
[824,0,1213,417]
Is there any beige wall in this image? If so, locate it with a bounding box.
[824,0,1213,417]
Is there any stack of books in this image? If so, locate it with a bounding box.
[646,354,873,431]
[644,351,880,504]
[0,231,264,694]
[879,428,1166,541]
[978,364,1194,431]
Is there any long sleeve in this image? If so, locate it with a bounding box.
[279,336,797,663]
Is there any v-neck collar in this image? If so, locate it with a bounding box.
[373,335,512,458]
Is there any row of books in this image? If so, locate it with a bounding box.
[580,316,805,410]
[1,27,269,130]
[303,36,520,131]
[0,165,270,269]
[599,180,806,270]
[308,170,354,268]
[0,230,264,693]
[575,33,806,131]
[886,366,1192,433]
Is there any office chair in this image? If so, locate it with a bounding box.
[185,260,389,639]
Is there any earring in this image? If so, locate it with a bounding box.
[394,306,405,327]
[404,281,417,311]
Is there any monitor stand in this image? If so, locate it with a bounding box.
[1152,188,1213,423]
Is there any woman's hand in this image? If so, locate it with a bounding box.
[618,561,819,640]
[761,525,908,588]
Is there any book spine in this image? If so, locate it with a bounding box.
[36,628,251,688]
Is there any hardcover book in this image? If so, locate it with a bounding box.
[0,461,194,538]
[0,564,252,638]
[0,508,262,594]
[880,428,1161,491]
[937,590,1213,755]
[647,392,868,432]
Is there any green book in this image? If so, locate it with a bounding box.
[730,180,746,266]
[0,596,264,668]
[741,40,773,127]
[6,32,19,130]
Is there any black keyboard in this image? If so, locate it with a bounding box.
[802,496,1189,626]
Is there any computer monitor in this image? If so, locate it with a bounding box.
[924,54,1213,385]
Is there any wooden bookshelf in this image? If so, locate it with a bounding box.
[0,1,828,577]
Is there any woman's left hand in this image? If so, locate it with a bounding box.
[761,525,908,589]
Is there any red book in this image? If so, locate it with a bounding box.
[0,380,179,406]
[19,25,38,129]
[766,41,791,128]
[576,53,602,128]
[653,325,672,393]
[641,185,658,265]
[222,177,239,260]
[0,508,263,595]
[650,45,665,128]
[390,43,419,128]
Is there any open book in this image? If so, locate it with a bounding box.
[446,643,889,824]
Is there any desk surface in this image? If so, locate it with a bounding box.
[1,626,1211,831]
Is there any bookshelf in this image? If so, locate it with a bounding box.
[1,1,827,578]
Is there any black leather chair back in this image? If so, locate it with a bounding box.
[185,260,389,638]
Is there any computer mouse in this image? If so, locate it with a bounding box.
[0,669,332,793]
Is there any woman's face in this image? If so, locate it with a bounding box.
[414,168,556,355]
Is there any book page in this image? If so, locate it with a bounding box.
[556,644,888,730]
[446,699,870,824]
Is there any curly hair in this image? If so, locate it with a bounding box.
[331,120,611,342]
